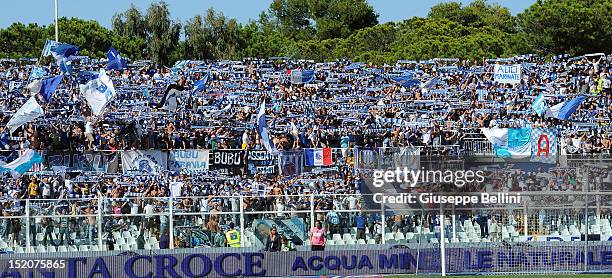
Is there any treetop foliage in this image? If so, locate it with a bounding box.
[0,0,609,65]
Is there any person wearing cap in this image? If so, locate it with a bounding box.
[225,222,241,248]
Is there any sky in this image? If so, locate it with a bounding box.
[0,0,537,29]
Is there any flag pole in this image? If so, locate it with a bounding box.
[54,0,59,41]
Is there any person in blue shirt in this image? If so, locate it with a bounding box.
[354,212,367,240]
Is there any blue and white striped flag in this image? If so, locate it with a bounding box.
[0,149,44,177]
[41,39,59,57]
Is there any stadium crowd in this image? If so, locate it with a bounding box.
[0,51,611,250]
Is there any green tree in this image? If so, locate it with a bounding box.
[267,0,378,40]
[184,9,241,60]
[144,1,181,65]
[518,0,612,55]
[429,0,515,32]
[0,23,48,58]
[52,17,113,58]
[112,4,146,39]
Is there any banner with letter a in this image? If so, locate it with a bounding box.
[169,150,209,172]
[530,128,558,164]
[121,150,167,174]
[494,64,521,84]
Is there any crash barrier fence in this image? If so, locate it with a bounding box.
[1,192,612,276]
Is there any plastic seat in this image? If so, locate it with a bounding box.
[36,245,46,253]
[394,232,405,240]
[356,239,366,245]
[90,245,100,251]
[332,234,342,241]
[342,234,353,241]
[116,237,126,245]
[405,232,414,240]
[384,233,395,241]
[79,245,89,252]
[366,239,376,244]
[345,239,356,245]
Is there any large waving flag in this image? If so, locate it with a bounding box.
[156,84,184,112]
[6,96,45,134]
[41,39,59,57]
[193,73,209,93]
[531,93,546,116]
[257,100,276,153]
[50,42,79,73]
[0,149,44,177]
[81,69,116,116]
[106,47,127,70]
[482,127,532,158]
[37,76,64,102]
[545,95,587,120]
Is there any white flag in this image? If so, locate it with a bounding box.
[81,69,115,116]
[6,96,45,134]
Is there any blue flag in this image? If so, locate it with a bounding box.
[50,43,78,59]
[193,73,209,93]
[545,95,587,120]
[50,42,78,73]
[531,93,546,116]
[106,47,127,70]
[39,76,64,102]
[41,39,58,57]
[142,87,152,102]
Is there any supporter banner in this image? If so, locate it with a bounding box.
[169,150,210,172]
[210,150,246,174]
[46,151,118,173]
[121,150,167,174]
[247,150,278,175]
[493,64,521,84]
[530,128,558,164]
[279,150,304,176]
[0,245,611,277]
[356,147,420,170]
